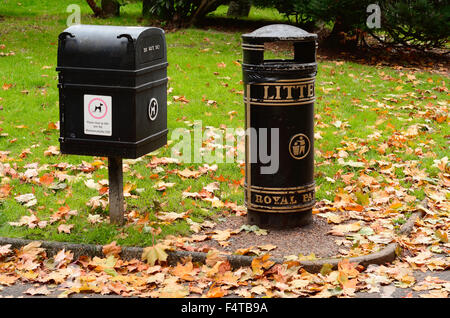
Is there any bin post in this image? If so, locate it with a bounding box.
[108,156,124,225]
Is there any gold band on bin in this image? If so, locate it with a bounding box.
[244,183,315,213]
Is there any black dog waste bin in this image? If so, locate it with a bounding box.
[57,25,168,159]
[242,24,317,228]
[56,25,168,224]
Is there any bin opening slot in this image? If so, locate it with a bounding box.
[263,41,316,64]
[263,41,294,62]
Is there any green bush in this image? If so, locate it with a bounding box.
[252,0,313,25]
[145,0,226,26]
[378,0,450,50]
[253,0,449,50]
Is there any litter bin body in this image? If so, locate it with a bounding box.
[242,24,317,228]
[57,25,168,159]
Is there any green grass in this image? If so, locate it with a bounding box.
[0,1,448,247]
[207,4,288,22]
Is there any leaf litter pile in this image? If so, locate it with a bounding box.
[0,130,449,297]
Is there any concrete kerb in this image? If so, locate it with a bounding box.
[0,210,424,274]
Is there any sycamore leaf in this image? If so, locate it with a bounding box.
[251,254,275,275]
[0,244,12,257]
[53,249,73,269]
[0,274,18,286]
[239,224,268,236]
[211,229,232,241]
[171,261,195,281]
[290,279,310,289]
[102,241,122,257]
[320,263,334,276]
[206,285,227,298]
[156,211,188,222]
[329,222,361,235]
[24,286,51,296]
[435,230,448,243]
[142,244,169,266]
[258,244,277,252]
[203,182,220,193]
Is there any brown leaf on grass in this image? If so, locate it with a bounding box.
[87,196,108,211]
[44,145,60,156]
[153,181,176,191]
[57,223,74,234]
[123,182,137,197]
[39,173,54,186]
[156,211,188,222]
[0,184,12,198]
[47,121,59,130]
[177,168,202,179]
[19,148,31,158]
[2,83,12,90]
[102,241,122,258]
[147,156,179,168]
[50,205,77,224]
[173,96,190,104]
[9,214,39,228]
[203,182,220,193]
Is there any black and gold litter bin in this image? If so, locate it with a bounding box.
[242,24,317,229]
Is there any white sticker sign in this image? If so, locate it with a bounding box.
[148,98,158,121]
[84,94,112,136]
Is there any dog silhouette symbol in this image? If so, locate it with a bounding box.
[93,103,103,113]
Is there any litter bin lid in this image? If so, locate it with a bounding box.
[242,24,316,43]
[57,24,166,70]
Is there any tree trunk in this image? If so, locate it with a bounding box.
[227,0,251,17]
[101,0,120,17]
[190,0,224,25]
[86,0,102,16]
